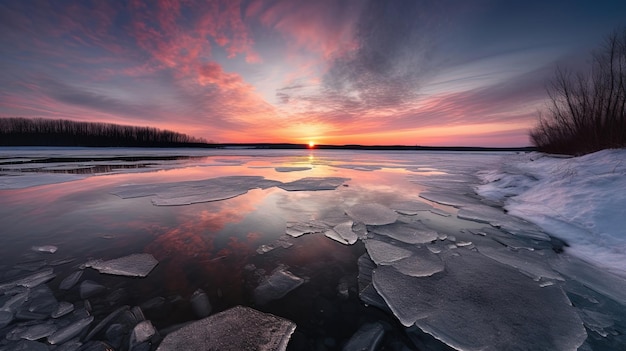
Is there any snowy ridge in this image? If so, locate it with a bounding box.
[476,149,626,276]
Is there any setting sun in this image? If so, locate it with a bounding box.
[308,141,315,148]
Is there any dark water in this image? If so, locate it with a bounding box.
[1,150,456,349]
[2,149,623,350]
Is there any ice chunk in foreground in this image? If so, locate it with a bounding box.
[156,306,295,351]
[364,240,412,265]
[85,253,158,277]
[372,250,587,351]
[254,267,304,305]
[346,203,398,225]
[278,177,349,191]
[324,221,358,245]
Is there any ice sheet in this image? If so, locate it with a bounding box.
[372,250,587,351]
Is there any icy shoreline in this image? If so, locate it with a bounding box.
[477,149,626,277]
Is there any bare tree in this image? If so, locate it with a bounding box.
[531,28,626,155]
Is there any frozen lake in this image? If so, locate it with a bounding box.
[0,148,624,350]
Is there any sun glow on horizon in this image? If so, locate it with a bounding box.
[308,141,316,148]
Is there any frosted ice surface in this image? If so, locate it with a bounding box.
[368,222,438,244]
[324,221,358,245]
[254,267,304,305]
[390,201,433,215]
[372,250,587,351]
[85,253,158,277]
[390,248,444,277]
[477,246,563,282]
[112,176,281,206]
[578,309,614,337]
[346,203,398,225]
[48,316,94,345]
[156,306,295,351]
[285,221,328,237]
[364,240,412,265]
[342,322,385,351]
[278,177,349,191]
[31,245,58,254]
[274,167,311,172]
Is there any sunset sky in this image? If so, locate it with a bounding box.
[1,0,624,146]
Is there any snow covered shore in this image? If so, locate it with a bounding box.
[477,149,626,277]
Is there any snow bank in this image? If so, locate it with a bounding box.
[477,149,626,276]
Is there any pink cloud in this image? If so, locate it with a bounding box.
[251,0,359,59]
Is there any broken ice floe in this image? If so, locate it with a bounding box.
[364,240,412,265]
[324,221,358,245]
[257,236,293,254]
[47,316,95,345]
[371,250,587,351]
[156,306,296,351]
[368,222,438,244]
[253,267,304,305]
[285,221,329,238]
[59,271,83,290]
[278,177,349,191]
[31,245,58,254]
[346,203,398,225]
[112,176,281,206]
[112,175,349,205]
[84,253,158,277]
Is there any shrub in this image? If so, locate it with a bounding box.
[531,29,626,155]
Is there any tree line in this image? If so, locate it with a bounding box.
[0,118,208,147]
[531,28,626,155]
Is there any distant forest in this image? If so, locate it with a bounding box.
[0,118,208,147]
